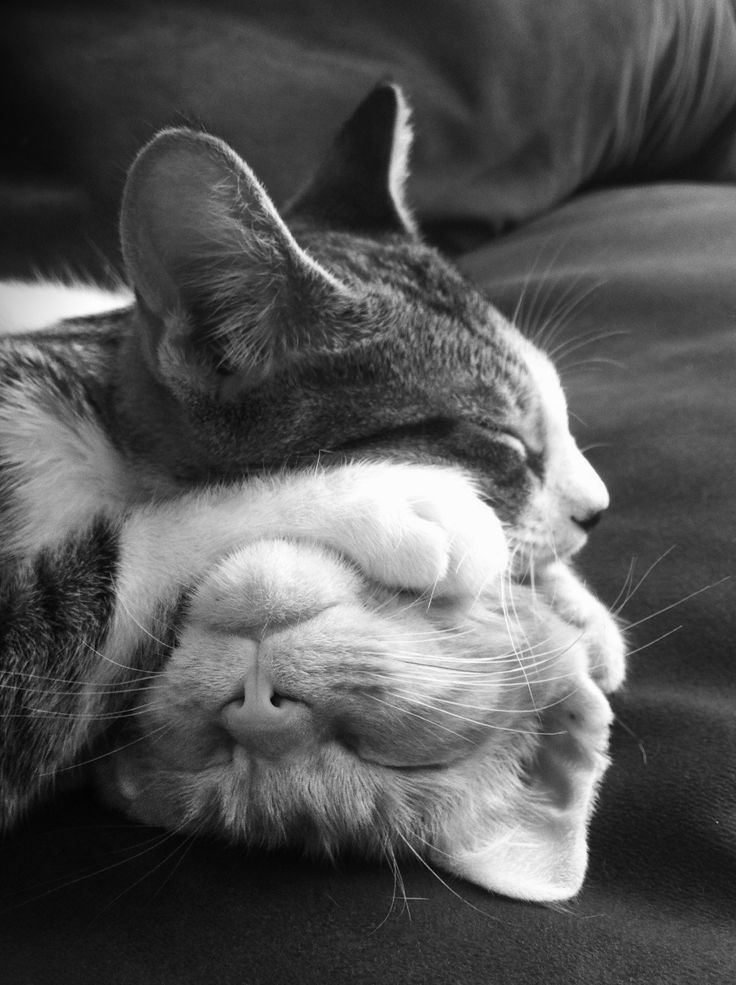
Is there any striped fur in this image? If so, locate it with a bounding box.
[0,84,622,899]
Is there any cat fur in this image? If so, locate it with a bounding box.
[0,84,623,900]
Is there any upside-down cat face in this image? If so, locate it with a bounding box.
[117,84,608,569]
[96,538,611,902]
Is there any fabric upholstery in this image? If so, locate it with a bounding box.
[5,0,736,263]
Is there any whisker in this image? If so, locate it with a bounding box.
[137,830,199,904]
[395,832,492,919]
[116,595,173,651]
[623,576,730,631]
[365,693,472,743]
[42,722,173,775]
[0,822,186,914]
[1,699,170,722]
[624,624,681,658]
[560,356,625,375]
[612,546,676,616]
[382,687,560,721]
[81,638,166,679]
[534,278,608,357]
[88,825,200,922]
[548,328,630,365]
[0,678,163,698]
[370,841,414,932]
[499,574,538,716]
[613,714,648,766]
[378,689,569,735]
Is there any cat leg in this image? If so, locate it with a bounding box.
[105,461,509,668]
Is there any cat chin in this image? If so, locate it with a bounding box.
[507,522,590,571]
[94,537,612,903]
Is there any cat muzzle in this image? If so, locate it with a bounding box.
[220,657,314,759]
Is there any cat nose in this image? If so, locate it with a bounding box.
[220,660,312,758]
[572,508,605,533]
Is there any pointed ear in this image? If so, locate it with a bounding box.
[120,128,353,395]
[286,82,419,237]
[434,678,612,902]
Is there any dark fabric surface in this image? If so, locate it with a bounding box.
[5,0,736,269]
[2,2,736,983]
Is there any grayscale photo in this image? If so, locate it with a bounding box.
[1,3,734,983]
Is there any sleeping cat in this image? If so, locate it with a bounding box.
[0,83,623,899]
[0,83,623,674]
[96,534,612,904]
[1,458,609,901]
[0,460,504,821]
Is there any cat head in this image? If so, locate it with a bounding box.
[95,538,612,902]
[119,83,608,567]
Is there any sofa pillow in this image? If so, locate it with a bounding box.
[5,0,736,263]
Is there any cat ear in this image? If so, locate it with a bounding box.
[286,82,419,237]
[120,128,354,394]
[433,678,612,902]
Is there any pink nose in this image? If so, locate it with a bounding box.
[220,661,313,758]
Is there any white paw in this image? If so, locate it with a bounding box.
[581,601,627,693]
[538,562,627,693]
[323,463,508,598]
[539,561,626,694]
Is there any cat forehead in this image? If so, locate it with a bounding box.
[298,228,540,385]
[518,340,569,436]
[197,283,548,466]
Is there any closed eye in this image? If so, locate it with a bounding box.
[493,431,528,460]
[321,417,545,479]
[485,427,545,480]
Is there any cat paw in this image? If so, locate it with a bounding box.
[578,602,627,693]
[539,561,626,694]
[537,562,626,693]
[323,463,508,598]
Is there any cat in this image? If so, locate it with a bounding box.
[95,534,612,904]
[0,461,503,827]
[1,456,611,901]
[0,83,623,899]
[0,83,623,679]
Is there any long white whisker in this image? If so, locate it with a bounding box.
[624,624,682,658]
[116,594,173,650]
[81,638,166,678]
[365,693,472,743]
[623,577,730,630]
[41,722,172,775]
[612,546,676,616]
[396,832,492,919]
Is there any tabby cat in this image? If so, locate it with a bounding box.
[0,84,623,900]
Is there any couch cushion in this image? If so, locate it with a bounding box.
[5,0,736,264]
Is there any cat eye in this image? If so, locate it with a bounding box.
[466,417,530,461]
[486,427,545,478]
[493,431,529,460]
